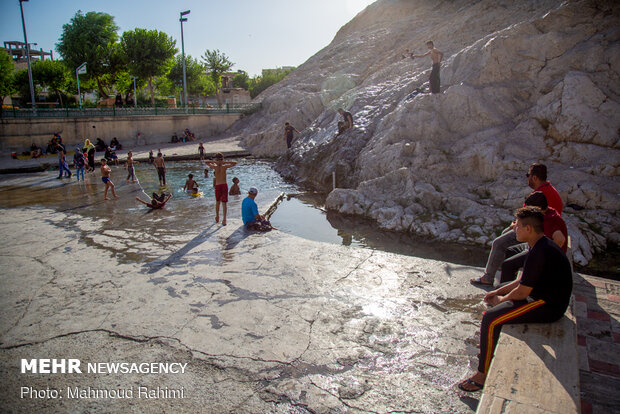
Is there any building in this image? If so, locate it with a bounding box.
[3,41,53,70]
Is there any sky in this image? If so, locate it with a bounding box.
[0,0,376,77]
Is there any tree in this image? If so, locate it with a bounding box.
[13,68,38,106]
[232,70,250,90]
[166,55,215,98]
[33,60,70,106]
[0,49,16,110]
[201,49,233,106]
[249,67,295,98]
[121,28,177,105]
[56,11,119,98]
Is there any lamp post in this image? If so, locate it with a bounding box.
[180,10,190,110]
[132,76,137,108]
[19,0,36,113]
[76,62,87,108]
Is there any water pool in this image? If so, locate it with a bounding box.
[0,158,487,266]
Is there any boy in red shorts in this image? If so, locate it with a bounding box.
[205,153,237,225]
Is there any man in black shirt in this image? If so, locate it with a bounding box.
[283,122,299,149]
[336,108,353,136]
[458,206,572,392]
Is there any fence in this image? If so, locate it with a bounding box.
[0,102,262,119]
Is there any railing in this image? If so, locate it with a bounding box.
[0,102,262,119]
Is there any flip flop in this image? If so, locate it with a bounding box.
[458,378,484,392]
[470,277,493,286]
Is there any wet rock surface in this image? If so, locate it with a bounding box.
[0,202,489,413]
[226,0,620,265]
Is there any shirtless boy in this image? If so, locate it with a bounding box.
[404,40,444,94]
[205,153,237,225]
[100,159,119,200]
[183,173,199,194]
[153,152,166,186]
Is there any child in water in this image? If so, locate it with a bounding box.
[183,174,199,194]
[100,159,119,200]
[135,193,171,209]
[229,177,241,195]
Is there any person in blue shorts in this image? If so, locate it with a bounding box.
[241,187,273,231]
[100,159,119,200]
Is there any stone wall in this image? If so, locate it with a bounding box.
[0,113,241,152]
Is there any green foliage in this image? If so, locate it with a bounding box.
[232,70,250,89]
[33,60,70,105]
[121,28,177,104]
[56,11,119,97]
[0,49,16,106]
[13,68,38,106]
[249,67,295,98]
[201,49,233,92]
[165,55,215,97]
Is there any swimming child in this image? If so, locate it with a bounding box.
[100,159,119,200]
[229,177,241,195]
[204,168,209,178]
[183,173,199,194]
[205,152,237,225]
[135,192,171,209]
[126,150,136,182]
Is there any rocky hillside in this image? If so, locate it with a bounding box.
[225,0,620,266]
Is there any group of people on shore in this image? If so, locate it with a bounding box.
[458,163,572,393]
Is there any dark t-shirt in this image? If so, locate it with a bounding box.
[520,236,572,315]
[342,111,353,125]
[285,125,296,139]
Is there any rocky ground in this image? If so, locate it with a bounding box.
[225,0,620,267]
[0,203,490,413]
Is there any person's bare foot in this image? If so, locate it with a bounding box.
[215,215,219,223]
[104,197,110,200]
[114,195,120,198]
[222,220,227,226]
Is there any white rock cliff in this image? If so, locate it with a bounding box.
[226,0,620,265]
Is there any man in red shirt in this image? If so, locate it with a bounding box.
[527,163,563,215]
[471,163,564,286]
[499,191,568,283]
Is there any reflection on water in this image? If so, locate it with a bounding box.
[0,159,487,267]
[271,194,487,267]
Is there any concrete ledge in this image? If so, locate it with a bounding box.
[477,299,580,414]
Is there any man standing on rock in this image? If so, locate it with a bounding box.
[406,40,443,94]
[458,206,572,392]
[284,122,299,149]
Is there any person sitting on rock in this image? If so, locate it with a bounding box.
[527,163,563,215]
[110,137,122,150]
[336,108,353,136]
[498,191,567,284]
[471,163,563,287]
[242,187,274,231]
[458,206,572,393]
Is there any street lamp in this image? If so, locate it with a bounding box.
[132,76,137,108]
[180,10,190,110]
[19,0,36,112]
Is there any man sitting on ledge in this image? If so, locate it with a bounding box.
[458,206,572,392]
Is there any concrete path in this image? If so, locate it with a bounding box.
[573,274,620,414]
[0,136,249,174]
